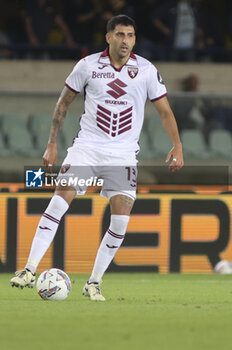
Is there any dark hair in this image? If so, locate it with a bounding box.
[106,15,136,33]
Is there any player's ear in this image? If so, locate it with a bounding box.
[105,32,110,44]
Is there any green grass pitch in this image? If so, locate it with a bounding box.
[1,273,232,350]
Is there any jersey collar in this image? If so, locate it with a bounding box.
[98,47,137,70]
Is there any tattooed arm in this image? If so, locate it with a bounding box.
[43,86,77,170]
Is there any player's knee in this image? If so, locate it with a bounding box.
[110,194,134,215]
[54,185,76,206]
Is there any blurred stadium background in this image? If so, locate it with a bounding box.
[1,0,232,275]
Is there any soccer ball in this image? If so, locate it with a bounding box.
[36,268,72,300]
[214,260,232,274]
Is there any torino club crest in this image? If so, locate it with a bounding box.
[127,67,138,79]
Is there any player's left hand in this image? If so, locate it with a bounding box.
[165,144,184,172]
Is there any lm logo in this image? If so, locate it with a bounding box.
[25,168,44,187]
[107,79,127,99]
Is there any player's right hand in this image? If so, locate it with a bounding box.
[43,143,58,172]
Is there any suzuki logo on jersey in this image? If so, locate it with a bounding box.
[107,79,127,99]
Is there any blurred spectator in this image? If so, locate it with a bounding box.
[102,0,134,21]
[64,0,99,47]
[23,0,76,56]
[172,73,223,142]
[152,0,209,61]
[226,0,232,52]
[94,0,135,47]
[0,0,27,57]
[229,2,232,38]
[192,0,222,47]
[134,0,164,60]
[192,0,223,61]
[181,73,199,92]
[172,74,204,130]
[0,31,11,58]
[0,0,230,61]
[152,0,196,61]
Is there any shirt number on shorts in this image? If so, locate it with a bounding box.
[125,166,137,188]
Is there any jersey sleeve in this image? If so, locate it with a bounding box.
[65,58,88,93]
[147,64,167,102]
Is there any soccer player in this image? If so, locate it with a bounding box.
[10,15,184,301]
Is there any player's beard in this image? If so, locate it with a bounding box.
[119,46,129,57]
[118,47,131,60]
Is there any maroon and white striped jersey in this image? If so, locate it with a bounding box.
[65,48,167,155]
